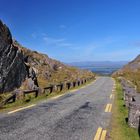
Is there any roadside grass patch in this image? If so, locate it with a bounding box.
[110,79,139,140]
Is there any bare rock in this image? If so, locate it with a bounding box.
[0,20,27,93]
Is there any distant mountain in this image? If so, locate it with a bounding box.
[68,61,128,68]
[67,61,128,76]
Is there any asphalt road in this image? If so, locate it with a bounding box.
[0,77,114,140]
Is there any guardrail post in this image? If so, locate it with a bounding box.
[66,82,71,90]
[13,94,16,102]
[60,84,63,91]
[50,85,53,93]
[77,81,80,86]
[35,90,38,98]
[73,81,76,87]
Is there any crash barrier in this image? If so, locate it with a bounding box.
[23,89,39,98]
[0,76,95,107]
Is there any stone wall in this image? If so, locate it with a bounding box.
[128,102,140,128]
[121,78,140,129]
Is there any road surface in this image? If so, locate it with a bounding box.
[0,77,115,140]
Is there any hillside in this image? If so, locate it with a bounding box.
[113,55,140,92]
[0,20,94,94]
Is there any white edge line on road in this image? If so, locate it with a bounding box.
[7,104,36,114]
[51,94,64,100]
[70,89,78,92]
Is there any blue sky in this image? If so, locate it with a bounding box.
[0,0,140,62]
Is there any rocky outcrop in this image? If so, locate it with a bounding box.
[0,20,40,93]
[0,20,27,93]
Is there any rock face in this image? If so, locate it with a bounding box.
[0,20,27,93]
[0,20,94,94]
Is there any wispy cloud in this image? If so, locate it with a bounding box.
[43,36,72,47]
[59,24,66,29]
[31,31,75,48]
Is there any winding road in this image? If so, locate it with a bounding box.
[0,77,115,140]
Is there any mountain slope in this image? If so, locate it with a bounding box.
[113,55,140,92]
[0,20,94,94]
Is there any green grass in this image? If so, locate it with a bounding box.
[110,79,139,140]
[0,79,94,113]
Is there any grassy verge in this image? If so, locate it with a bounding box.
[109,79,139,140]
[0,80,94,113]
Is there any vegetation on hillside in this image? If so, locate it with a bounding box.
[113,69,140,93]
[113,55,140,93]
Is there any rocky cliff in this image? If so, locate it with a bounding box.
[0,20,94,94]
[0,20,27,93]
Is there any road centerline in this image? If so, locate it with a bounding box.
[93,127,107,140]
[105,104,112,112]
[100,130,107,140]
[94,127,102,140]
